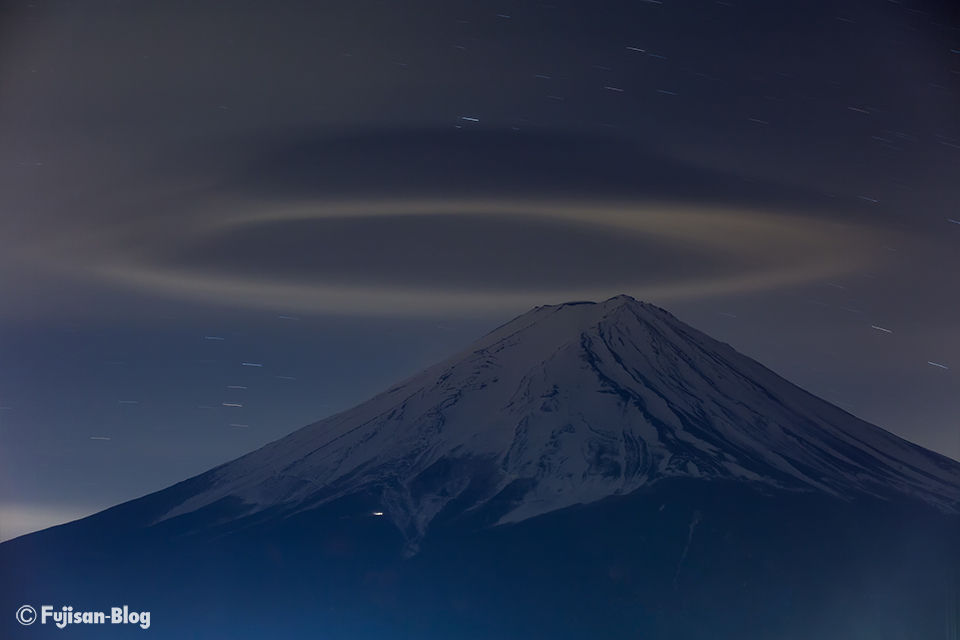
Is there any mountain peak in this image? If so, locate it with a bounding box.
[158,297,960,547]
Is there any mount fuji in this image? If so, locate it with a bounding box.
[3,296,959,640]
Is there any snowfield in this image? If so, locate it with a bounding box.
[160,296,960,545]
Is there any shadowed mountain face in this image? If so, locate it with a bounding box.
[3,297,959,639]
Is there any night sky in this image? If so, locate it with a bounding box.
[0,0,958,542]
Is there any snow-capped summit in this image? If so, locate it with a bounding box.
[160,295,960,545]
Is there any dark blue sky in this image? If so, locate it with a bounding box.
[0,0,957,540]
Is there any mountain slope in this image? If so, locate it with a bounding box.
[158,296,960,548]
[4,295,960,640]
